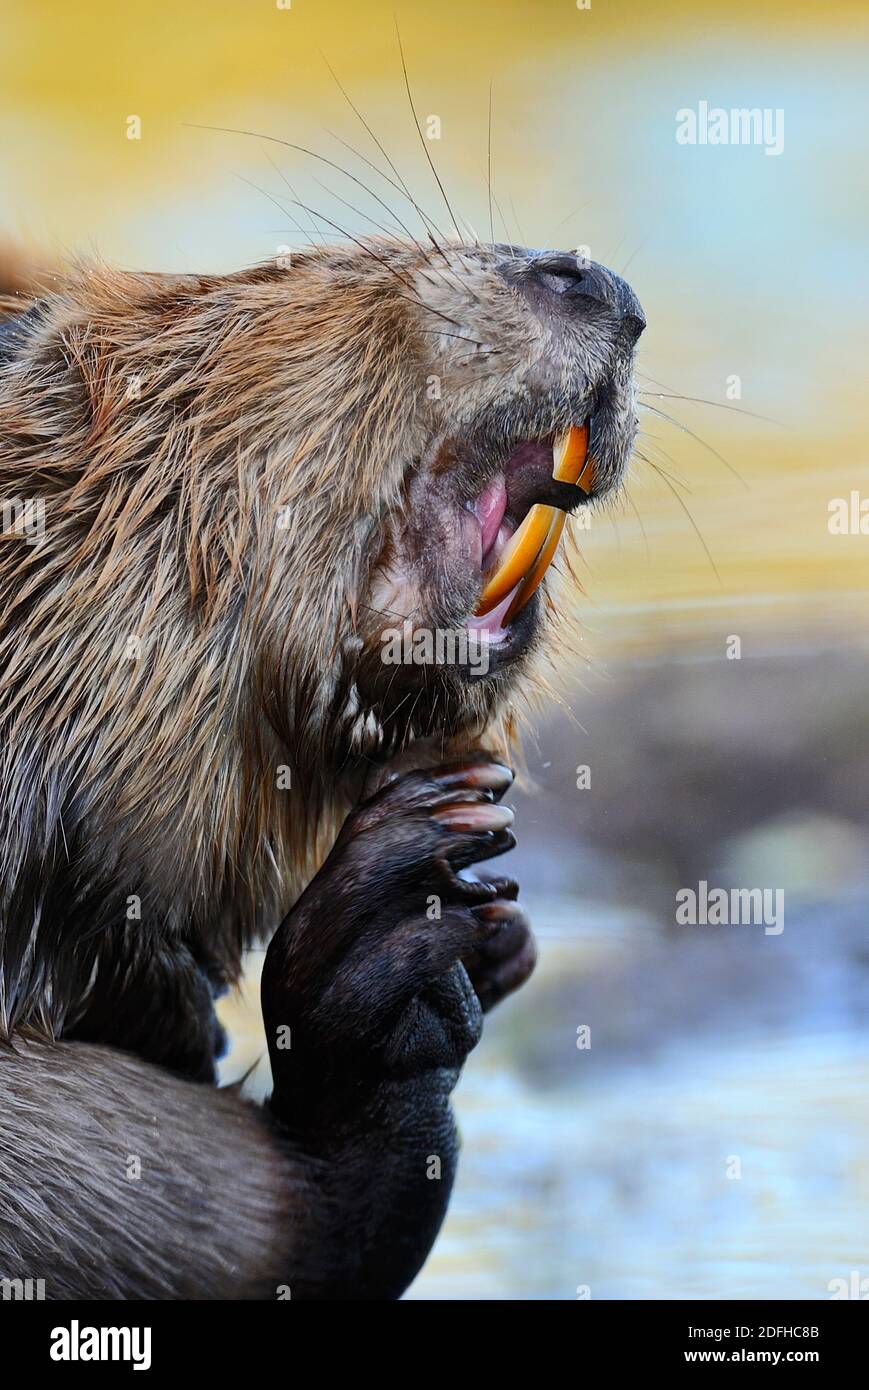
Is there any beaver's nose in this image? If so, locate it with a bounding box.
[527,253,646,345]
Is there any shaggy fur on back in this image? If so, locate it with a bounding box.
[0,248,442,1058]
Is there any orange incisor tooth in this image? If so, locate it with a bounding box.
[504,509,567,621]
[475,503,558,616]
[475,424,594,619]
[553,423,594,493]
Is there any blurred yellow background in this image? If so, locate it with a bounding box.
[1,0,867,660]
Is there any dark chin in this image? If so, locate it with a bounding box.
[359,606,539,745]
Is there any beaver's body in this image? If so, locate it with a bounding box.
[0,237,643,1297]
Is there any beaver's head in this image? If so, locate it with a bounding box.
[231,237,645,767]
[0,236,644,995]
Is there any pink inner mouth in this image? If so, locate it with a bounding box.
[472,475,508,562]
[462,429,585,641]
[466,474,518,642]
[465,583,521,642]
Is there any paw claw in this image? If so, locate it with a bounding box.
[431,802,515,832]
[463,895,536,1012]
[431,760,514,798]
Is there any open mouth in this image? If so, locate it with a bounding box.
[465,423,594,642]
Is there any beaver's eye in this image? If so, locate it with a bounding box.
[532,254,590,296]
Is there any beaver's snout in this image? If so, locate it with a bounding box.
[509,251,646,348]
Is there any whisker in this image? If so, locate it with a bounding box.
[487,85,495,246]
[260,145,323,246]
[234,173,470,332]
[490,188,517,256]
[641,455,722,583]
[634,445,692,495]
[604,228,632,268]
[639,401,750,491]
[358,601,421,623]
[319,50,448,246]
[549,202,591,241]
[309,173,406,242]
[623,483,651,562]
[508,195,527,250]
[639,388,785,428]
[416,331,501,350]
[316,134,480,303]
[394,19,463,242]
[190,121,441,266]
[323,127,453,271]
[617,236,649,277]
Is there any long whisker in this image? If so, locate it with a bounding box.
[415,331,501,349]
[260,145,324,246]
[634,444,692,495]
[323,127,459,276]
[508,195,527,250]
[394,19,463,242]
[190,121,442,264]
[319,51,448,244]
[639,388,785,428]
[640,453,722,583]
[324,128,447,255]
[487,85,495,246]
[320,129,480,306]
[618,236,649,276]
[623,483,651,562]
[309,174,408,242]
[604,228,632,268]
[549,202,591,240]
[490,188,517,256]
[639,401,749,490]
[234,173,472,333]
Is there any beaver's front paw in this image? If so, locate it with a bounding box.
[261,758,517,1105]
[461,876,537,1012]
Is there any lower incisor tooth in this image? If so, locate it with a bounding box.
[476,503,558,615]
[504,509,567,621]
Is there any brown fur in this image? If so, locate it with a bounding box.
[0,235,638,1060]
[0,1038,312,1298]
[0,227,643,1300]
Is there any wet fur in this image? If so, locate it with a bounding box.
[0,235,639,1297]
[0,239,636,1054]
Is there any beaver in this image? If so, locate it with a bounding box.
[0,233,644,1298]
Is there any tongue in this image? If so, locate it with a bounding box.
[473,475,507,560]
